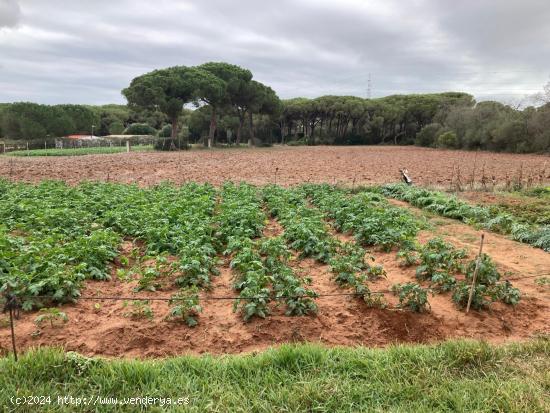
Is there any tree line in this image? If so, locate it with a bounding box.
[1,62,548,153]
[0,102,165,141]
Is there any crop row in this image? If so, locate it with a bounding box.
[303,184,521,312]
[0,180,219,323]
[399,237,521,309]
[262,185,384,302]
[381,183,550,252]
[0,181,121,310]
[302,184,421,251]
[218,183,317,320]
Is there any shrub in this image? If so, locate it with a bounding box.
[415,123,443,147]
[287,139,306,146]
[123,123,156,135]
[436,131,457,148]
[158,124,172,137]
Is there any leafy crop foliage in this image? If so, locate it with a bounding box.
[167,287,202,327]
[0,179,522,323]
[398,238,467,292]
[391,283,430,312]
[263,185,385,306]
[220,183,317,320]
[0,181,121,310]
[0,180,218,317]
[382,183,550,251]
[34,308,69,327]
[303,184,421,251]
[452,254,521,309]
[397,236,521,310]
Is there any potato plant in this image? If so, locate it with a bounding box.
[122,300,154,320]
[263,185,382,304]
[34,308,69,328]
[263,185,337,262]
[302,184,421,251]
[397,238,466,292]
[0,180,220,318]
[167,287,202,327]
[382,183,550,251]
[391,283,430,312]
[453,254,521,309]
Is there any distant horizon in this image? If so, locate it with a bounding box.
[0,88,545,109]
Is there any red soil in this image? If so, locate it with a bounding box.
[1,146,548,187]
[1,212,548,358]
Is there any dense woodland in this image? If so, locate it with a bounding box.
[0,63,548,153]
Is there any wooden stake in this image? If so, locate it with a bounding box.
[9,306,17,361]
[466,233,485,313]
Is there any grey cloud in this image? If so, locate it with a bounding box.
[0,0,21,28]
[0,0,548,104]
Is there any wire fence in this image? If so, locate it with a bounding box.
[0,287,395,361]
[0,135,160,153]
[2,268,547,362]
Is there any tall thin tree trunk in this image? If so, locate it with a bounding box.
[170,117,178,150]
[247,111,255,147]
[236,117,243,145]
[208,106,216,148]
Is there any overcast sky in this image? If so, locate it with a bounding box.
[1,0,549,105]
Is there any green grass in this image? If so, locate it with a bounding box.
[1,339,548,412]
[487,191,550,226]
[4,145,154,156]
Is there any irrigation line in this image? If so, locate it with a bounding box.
[9,290,392,303]
[2,289,394,362]
[5,273,544,304]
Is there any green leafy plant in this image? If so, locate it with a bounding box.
[452,255,521,309]
[392,283,430,312]
[489,281,521,306]
[430,272,457,292]
[535,277,550,289]
[34,308,69,328]
[167,287,202,327]
[122,300,154,320]
[415,238,467,281]
[382,183,549,251]
[363,291,387,309]
[452,282,490,310]
[465,254,500,285]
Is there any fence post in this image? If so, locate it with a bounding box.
[3,289,19,361]
[466,233,485,313]
[126,140,130,153]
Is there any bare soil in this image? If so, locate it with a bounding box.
[0,146,548,358]
[1,213,548,358]
[1,146,548,187]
